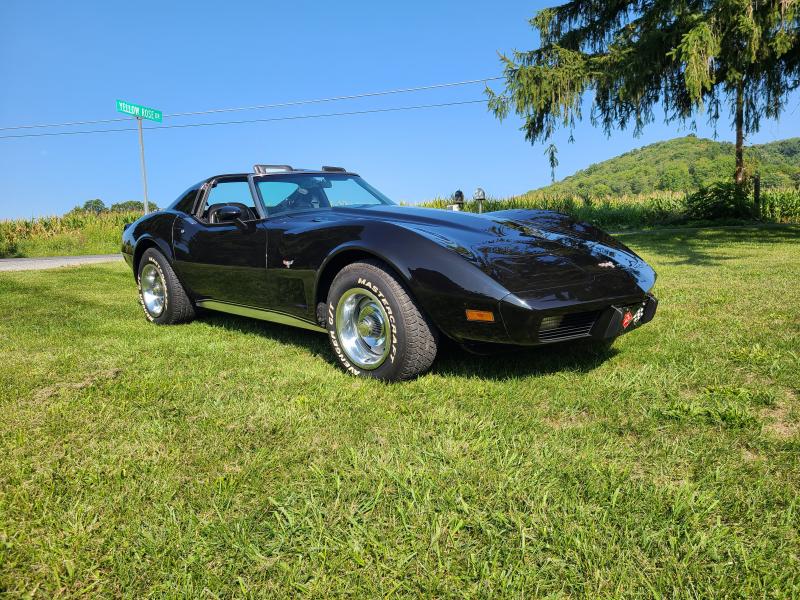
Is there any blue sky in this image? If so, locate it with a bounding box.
[1,0,799,219]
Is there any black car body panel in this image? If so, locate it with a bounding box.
[122,169,657,347]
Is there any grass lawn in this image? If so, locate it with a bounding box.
[1,227,798,597]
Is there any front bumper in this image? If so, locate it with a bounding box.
[496,293,658,346]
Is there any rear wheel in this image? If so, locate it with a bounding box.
[137,248,195,325]
[326,260,438,381]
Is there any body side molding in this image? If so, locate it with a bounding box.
[196,300,326,333]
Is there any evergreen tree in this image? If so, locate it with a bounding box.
[488,1,800,185]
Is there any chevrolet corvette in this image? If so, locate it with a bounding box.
[122,165,657,380]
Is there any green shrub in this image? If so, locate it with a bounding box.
[685,182,754,220]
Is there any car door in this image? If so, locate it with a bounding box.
[255,174,385,322]
[172,176,270,307]
[262,212,330,321]
[256,177,343,322]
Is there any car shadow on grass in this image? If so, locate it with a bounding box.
[199,311,331,350]
[430,338,618,380]
[201,311,616,381]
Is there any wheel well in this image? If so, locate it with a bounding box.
[315,249,405,308]
[133,239,160,276]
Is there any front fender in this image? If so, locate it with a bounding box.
[319,223,514,344]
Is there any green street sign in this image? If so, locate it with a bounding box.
[116,99,162,122]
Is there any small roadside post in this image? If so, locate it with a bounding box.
[473,188,486,214]
[116,100,162,214]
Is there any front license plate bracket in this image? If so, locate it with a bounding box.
[591,295,658,339]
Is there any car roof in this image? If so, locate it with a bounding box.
[206,166,359,181]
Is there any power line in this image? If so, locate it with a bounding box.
[164,77,502,119]
[0,115,132,131]
[0,98,489,140]
[0,77,502,132]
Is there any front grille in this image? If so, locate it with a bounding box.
[538,311,599,343]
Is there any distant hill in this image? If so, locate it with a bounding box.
[531,135,800,196]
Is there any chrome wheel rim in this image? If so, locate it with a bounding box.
[140,264,166,317]
[336,288,390,370]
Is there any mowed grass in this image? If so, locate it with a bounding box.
[1,228,799,597]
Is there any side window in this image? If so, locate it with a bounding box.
[201,180,258,222]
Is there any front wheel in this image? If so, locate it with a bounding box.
[326,260,438,381]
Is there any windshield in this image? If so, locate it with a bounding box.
[255,173,394,216]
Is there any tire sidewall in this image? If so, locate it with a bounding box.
[327,269,407,380]
[137,251,170,324]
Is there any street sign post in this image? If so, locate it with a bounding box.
[116,100,162,122]
[116,100,162,214]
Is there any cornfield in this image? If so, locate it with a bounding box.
[759,188,800,222]
[417,188,800,230]
[0,211,141,258]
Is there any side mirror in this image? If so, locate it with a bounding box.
[215,205,243,223]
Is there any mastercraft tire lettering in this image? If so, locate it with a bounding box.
[326,260,438,381]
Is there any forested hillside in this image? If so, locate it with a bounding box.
[533,136,800,197]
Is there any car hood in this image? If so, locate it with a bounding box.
[337,205,656,295]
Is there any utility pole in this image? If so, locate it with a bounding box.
[136,117,149,214]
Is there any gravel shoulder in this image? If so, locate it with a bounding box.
[0,254,123,272]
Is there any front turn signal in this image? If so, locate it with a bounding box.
[465,309,495,323]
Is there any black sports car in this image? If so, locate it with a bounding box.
[122,165,657,381]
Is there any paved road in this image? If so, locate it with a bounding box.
[0,254,123,272]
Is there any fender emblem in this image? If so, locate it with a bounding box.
[597,261,615,268]
[283,259,294,269]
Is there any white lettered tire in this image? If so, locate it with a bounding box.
[326,260,438,381]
